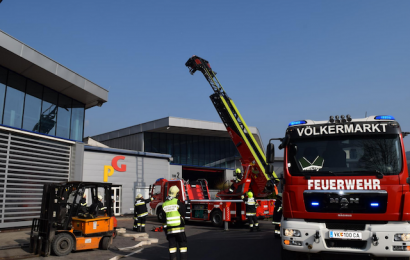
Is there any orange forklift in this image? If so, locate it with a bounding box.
[30,182,115,256]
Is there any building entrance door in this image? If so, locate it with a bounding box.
[111,186,122,216]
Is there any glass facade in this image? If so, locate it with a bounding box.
[144,132,239,169]
[0,65,85,141]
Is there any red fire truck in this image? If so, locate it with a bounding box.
[149,56,279,227]
[273,115,410,259]
[149,177,275,226]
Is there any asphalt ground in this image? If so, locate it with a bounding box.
[0,216,281,260]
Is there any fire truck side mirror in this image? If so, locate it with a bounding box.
[266,143,275,164]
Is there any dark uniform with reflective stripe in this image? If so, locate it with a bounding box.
[272,197,282,236]
[242,196,259,231]
[134,198,153,232]
[160,197,187,260]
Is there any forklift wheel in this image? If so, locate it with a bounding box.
[100,236,111,250]
[51,233,74,256]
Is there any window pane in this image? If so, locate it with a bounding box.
[167,133,173,156]
[23,80,43,132]
[144,132,152,152]
[204,136,210,165]
[3,71,26,128]
[198,136,205,166]
[192,135,198,166]
[56,94,72,139]
[40,88,58,135]
[0,67,7,124]
[187,135,192,165]
[152,133,159,153]
[180,135,187,165]
[70,100,84,141]
[160,133,167,154]
[173,134,180,164]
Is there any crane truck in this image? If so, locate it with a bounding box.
[275,115,410,259]
[149,56,279,227]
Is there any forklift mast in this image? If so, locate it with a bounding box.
[185,56,278,198]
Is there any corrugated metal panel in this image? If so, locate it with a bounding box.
[0,130,71,228]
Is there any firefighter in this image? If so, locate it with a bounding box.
[78,193,87,216]
[160,186,187,260]
[272,193,282,237]
[229,168,243,193]
[133,194,153,232]
[241,191,260,232]
[88,194,106,218]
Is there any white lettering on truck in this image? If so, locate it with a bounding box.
[297,123,388,137]
[307,179,381,190]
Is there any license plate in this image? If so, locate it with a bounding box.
[329,231,362,240]
[264,211,269,214]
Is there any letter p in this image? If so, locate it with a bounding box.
[104,165,114,182]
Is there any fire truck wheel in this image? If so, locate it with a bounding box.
[157,210,165,222]
[281,247,299,260]
[51,233,74,256]
[211,210,223,227]
[100,236,111,250]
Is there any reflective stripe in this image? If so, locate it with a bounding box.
[134,217,138,220]
[277,207,282,212]
[138,212,148,217]
[169,248,177,253]
[135,203,145,206]
[133,225,138,228]
[246,202,255,205]
[137,223,141,226]
[250,224,254,227]
[80,203,87,206]
[255,223,259,226]
[163,225,167,228]
[142,224,145,227]
[167,216,180,220]
[272,222,280,224]
[167,220,181,224]
[167,229,185,234]
[246,213,256,216]
[180,247,187,253]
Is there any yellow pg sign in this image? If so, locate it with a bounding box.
[104,156,127,182]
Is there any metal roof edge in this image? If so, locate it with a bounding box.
[84,145,172,159]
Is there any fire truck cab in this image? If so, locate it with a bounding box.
[275,115,410,259]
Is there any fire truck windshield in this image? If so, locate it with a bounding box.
[287,134,403,176]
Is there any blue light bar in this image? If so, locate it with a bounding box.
[375,115,395,120]
[311,202,319,206]
[370,203,379,207]
[289,120,307,126]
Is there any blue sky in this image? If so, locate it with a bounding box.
[1,1,409,152]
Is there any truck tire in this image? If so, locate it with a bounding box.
[281,247,299,260]
[100,236,111,250]
[211,210,223,227]
[51,233,74,256]
[157,209,165,222]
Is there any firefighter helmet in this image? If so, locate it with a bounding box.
[247,191,253,198]
[235,168,241,174]
[136,194,143,199]
[169,186,180,197]
[97,194,102,201]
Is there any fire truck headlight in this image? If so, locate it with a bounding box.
[395,233,410,241]
[284,229,301,237]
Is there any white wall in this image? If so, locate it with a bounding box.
[83,150,170,214]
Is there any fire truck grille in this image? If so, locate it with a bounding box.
[325,239,367,249]
[325,222,366,230]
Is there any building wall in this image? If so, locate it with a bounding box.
[83,150,170,215]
